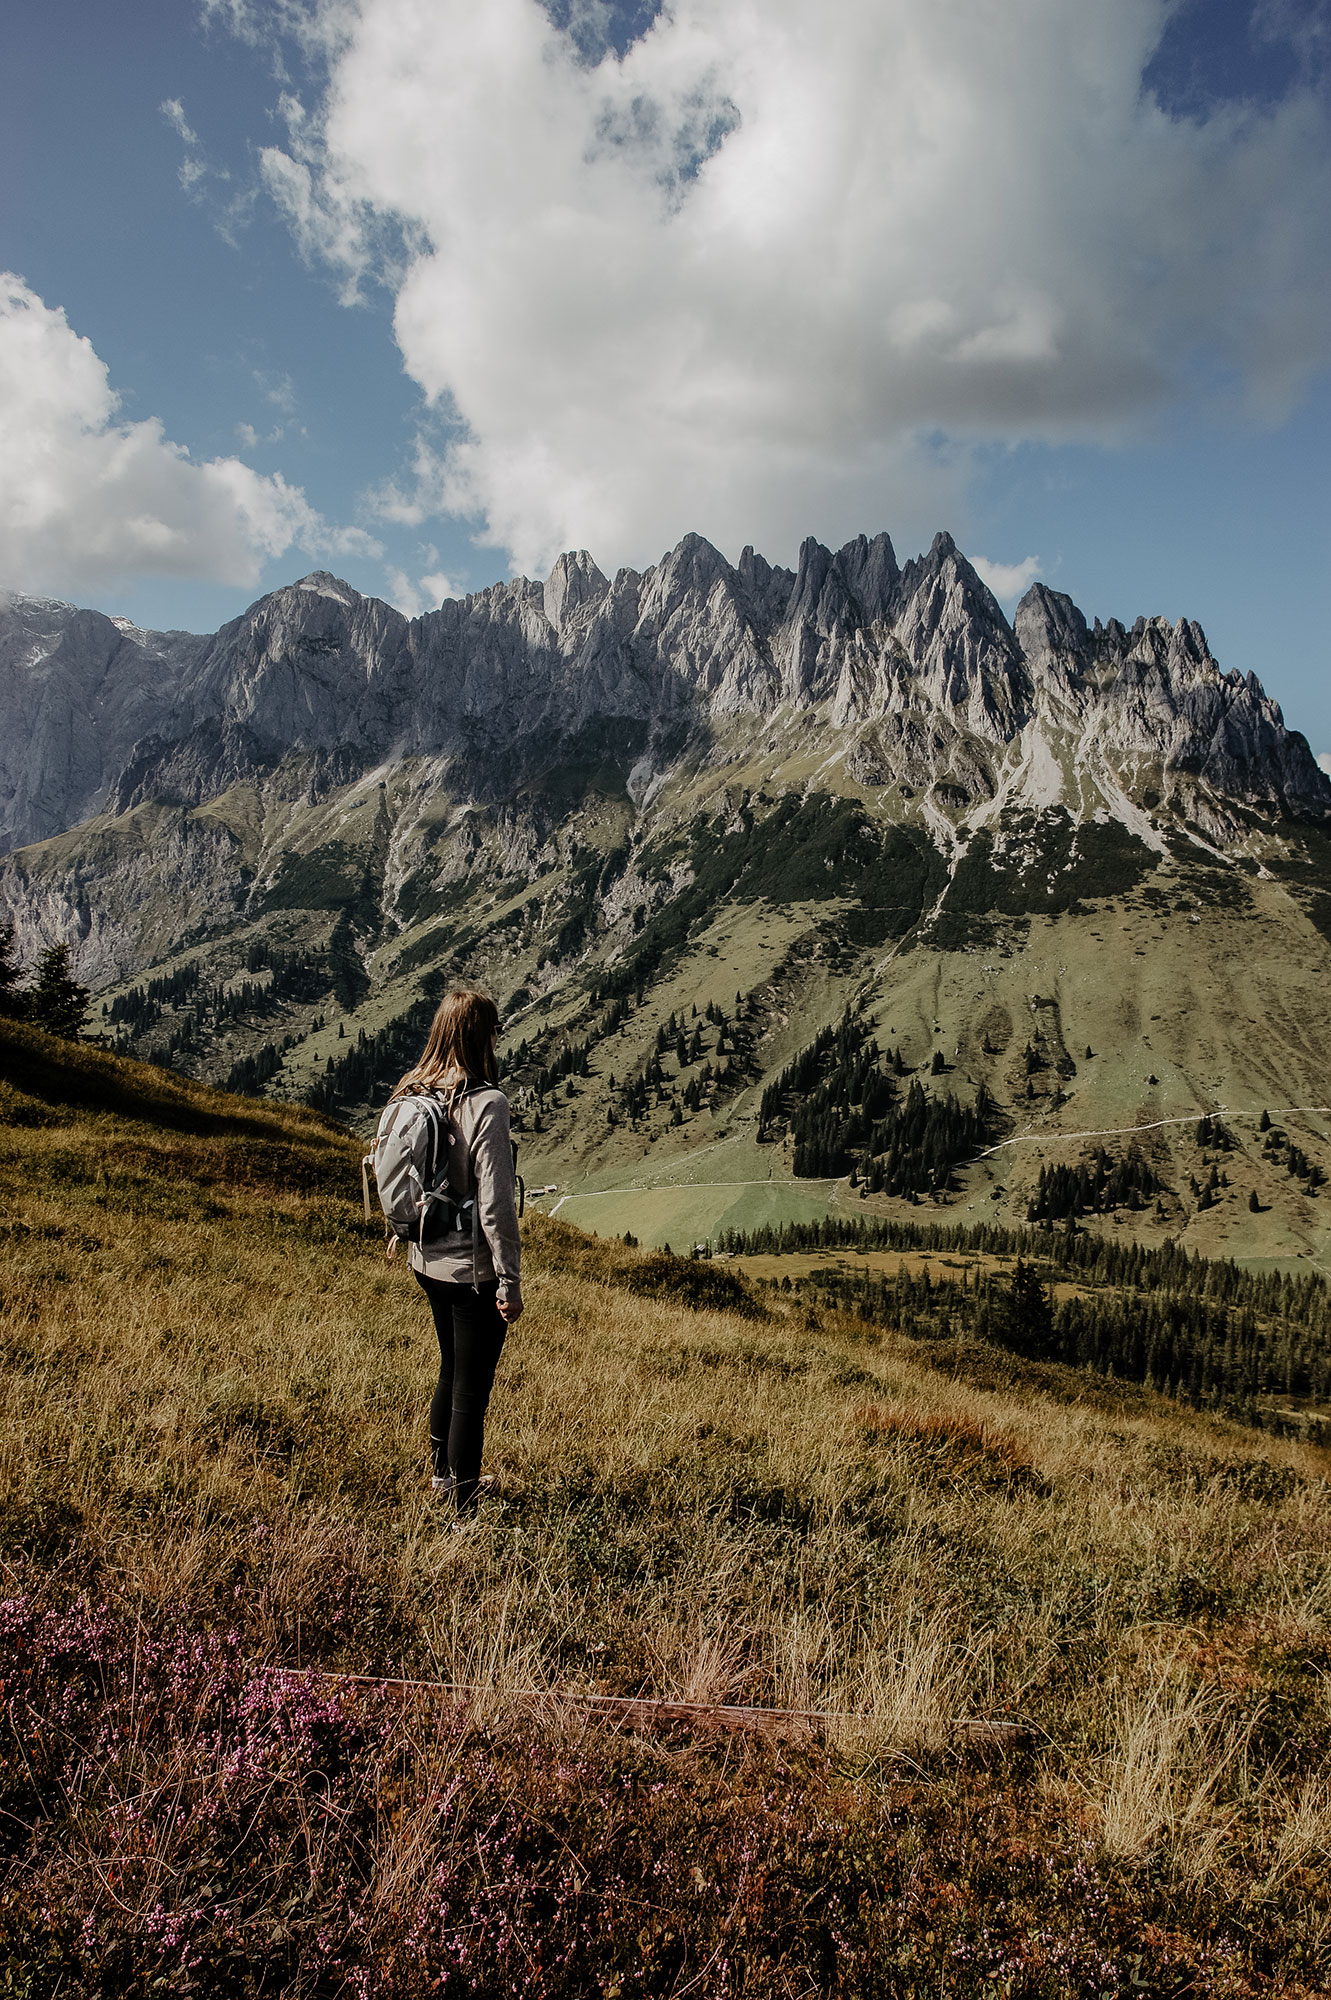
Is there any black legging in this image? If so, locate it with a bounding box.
[414,1273,507,1509]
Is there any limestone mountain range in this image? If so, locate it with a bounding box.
[4,526,1331,1265]
[2,528,1325,860]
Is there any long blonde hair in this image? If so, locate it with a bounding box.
[393,985,500,1110]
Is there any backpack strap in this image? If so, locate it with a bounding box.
[456,1083,486,1291]
[442,1082,491,1292]
[421,1094,446,1194]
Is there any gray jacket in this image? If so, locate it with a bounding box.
[409,1083,522,1296]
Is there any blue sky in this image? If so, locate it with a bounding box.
[2,0,1330,752]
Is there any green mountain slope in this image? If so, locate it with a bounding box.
[12,748,1331,1269]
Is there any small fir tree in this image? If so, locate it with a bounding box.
[327,910,369,1010]
[30,942,88,1041]
[0,923,25,1017]
[991,1257,1056,1360]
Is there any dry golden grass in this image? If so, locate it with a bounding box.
[4,1017,1331,1989]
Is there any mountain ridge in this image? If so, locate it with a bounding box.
[3,526,1326,857]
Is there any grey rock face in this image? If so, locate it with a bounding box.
[0,594,208,851]
[1,531,1326,863]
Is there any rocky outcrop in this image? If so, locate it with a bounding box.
[1014,584,1328,816]
[0,805,245,987]
[2,531,1326,860]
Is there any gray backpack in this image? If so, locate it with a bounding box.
[361,1088,480,1261]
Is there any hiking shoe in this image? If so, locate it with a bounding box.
[431,1473,497,1501]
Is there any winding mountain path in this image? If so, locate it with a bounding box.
[970,1104,1331,1165]
[545,1105,1331,1213]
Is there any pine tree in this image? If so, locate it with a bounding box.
[328,911,368,1010]
[0,923,25,1017]
[991,1257,1056,1360]
[30,943,88,1041]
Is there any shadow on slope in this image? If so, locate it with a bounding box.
[0,1016,359,1199]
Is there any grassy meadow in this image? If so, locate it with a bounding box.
[2,1018,1331,1996]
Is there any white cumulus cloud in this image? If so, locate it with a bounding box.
[0,274,377,597]
[383,561,457,617]
[971,555,1043,603]
[250,0,1331,576]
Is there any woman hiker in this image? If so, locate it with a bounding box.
[391,985,523,1512]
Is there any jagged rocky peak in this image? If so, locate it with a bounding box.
[249,566,402,650]
[1014,583,1090,680]
[733,528,900,639]
[637,531,735,619]
[542,550,609,630]
[735,542,794,623]
[223,570,402,657]
[293,571,363,605]
[203,574,364,668]
[1018,576,1271,714]
[889,531,1031,737]
[834,530,900,623]
[114,571,418,793]
[788,536,856,639]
